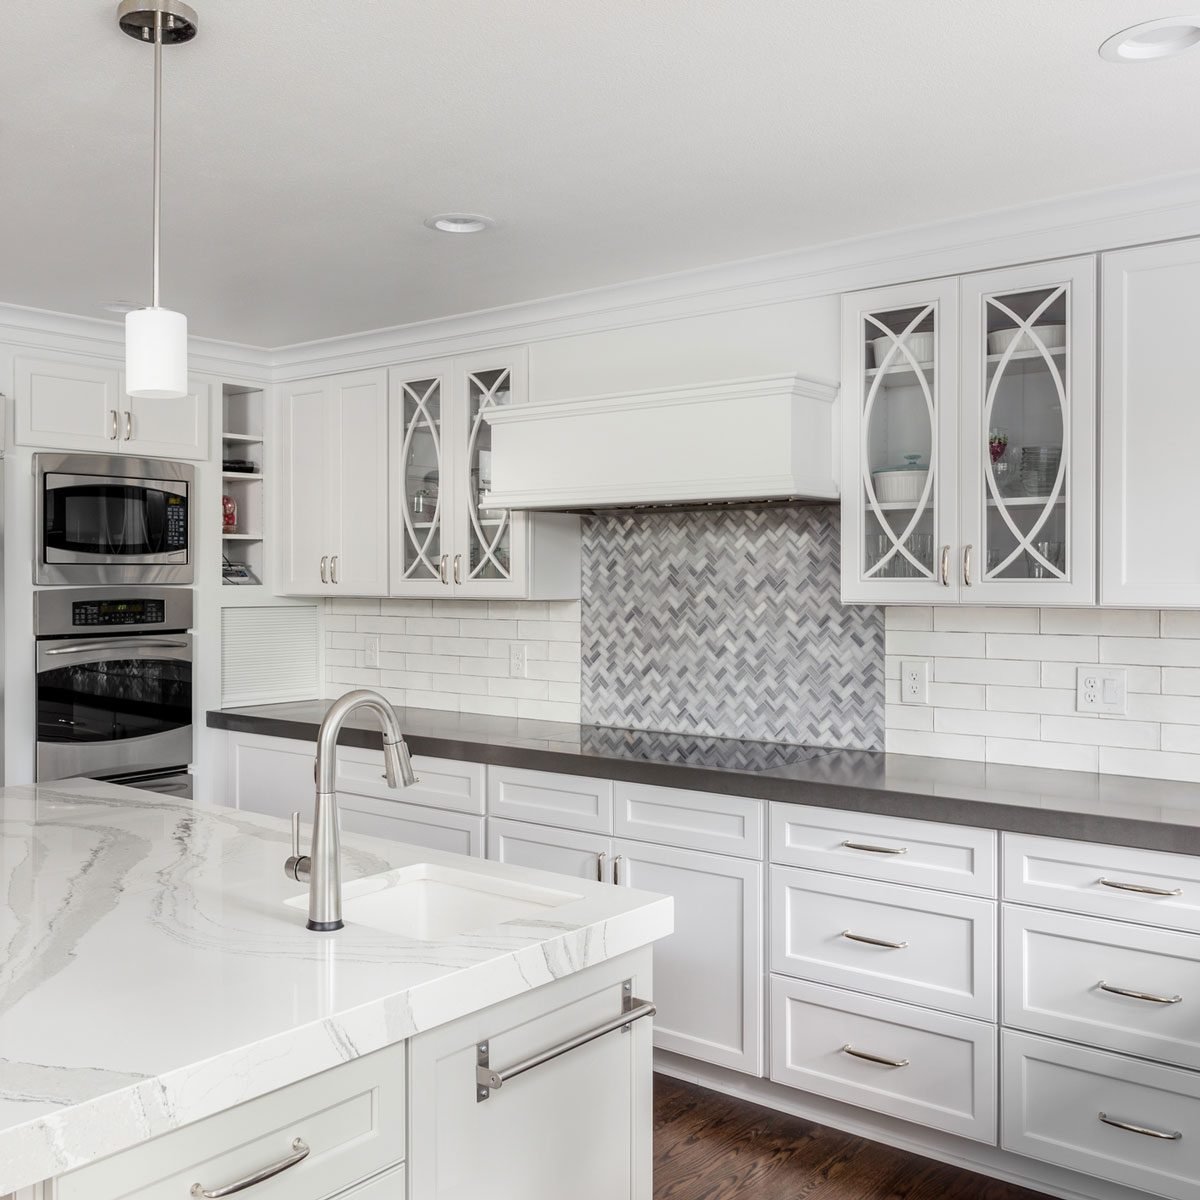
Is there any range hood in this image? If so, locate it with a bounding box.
[482,373,839,511]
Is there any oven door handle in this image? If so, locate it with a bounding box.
[42,639,190,655]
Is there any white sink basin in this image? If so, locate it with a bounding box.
[284,862,583,940]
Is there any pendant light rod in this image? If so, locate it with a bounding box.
[153,7,162,308]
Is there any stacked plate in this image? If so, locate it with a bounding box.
[1021,445,1061,495]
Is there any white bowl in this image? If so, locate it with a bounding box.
[987,323,1066,356]
[872,467,928,504]
[871,332,934,370]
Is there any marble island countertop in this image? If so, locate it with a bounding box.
[0,779,672,1194]
[209,700,1200,855]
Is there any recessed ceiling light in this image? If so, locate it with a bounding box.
[1100,16,1200,61]
[101,299,140,314]
[424,213,494,234]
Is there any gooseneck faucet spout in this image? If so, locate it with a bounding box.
[285,689,418,931]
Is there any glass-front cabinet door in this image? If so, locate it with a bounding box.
[449,350,528,597]
[390,362,451,593]
[959,258,1095,604]
[841,280,960,602]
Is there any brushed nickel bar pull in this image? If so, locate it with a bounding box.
[438,554,449,585]
[476,981,654,1102]
[1099,981,1183,1005]
[963,544,973,586]
[842,1044,909,1068]
[596,850,607,883]
[109,409,119,440]
[843,930,909,950]
[319,555,328,584]
[190,1138,309,1197]
[842,840,907,855]
[1099,1113,1182,1141]
[124,410,133,440]
[1099,877,1182,898]
[940,544,951,586]
[613,854,624,886]
[453,553,463,585]
[330,555,339,585]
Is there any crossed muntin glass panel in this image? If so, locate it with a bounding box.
[400,377,443,581]
[466,368,513,582]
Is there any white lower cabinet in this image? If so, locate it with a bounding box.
[770,866,996,1019]
[770,976,997,1143]
[1003,905,1200,1070]
[1003,1030,1200,1200]
[407,949,653,1200]
[612,837,762,1074]
[55,1043,406,1200]
[487,816,611,881]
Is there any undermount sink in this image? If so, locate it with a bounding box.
[284,862,583,941]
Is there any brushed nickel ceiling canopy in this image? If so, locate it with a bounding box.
[117,0,198,45]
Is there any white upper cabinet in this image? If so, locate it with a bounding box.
[276,368,389,596]
[1101,237,1200,607]
[842,256,1096,605]
[389,348,579,599]
[15,357,210,460]
[842,279,960,603]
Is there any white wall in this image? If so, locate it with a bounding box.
[886,607,1200,782]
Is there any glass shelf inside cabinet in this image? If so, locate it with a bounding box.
[860,304,940,582]
[980,285,1069,582]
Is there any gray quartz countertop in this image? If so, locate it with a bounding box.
[208,700,1200,855]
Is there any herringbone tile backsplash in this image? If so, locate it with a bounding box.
[581,506,885,748]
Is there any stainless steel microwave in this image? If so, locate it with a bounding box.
[35,453,194,585]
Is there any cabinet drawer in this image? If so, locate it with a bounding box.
[1003,1030,1200,1200]
[1003,905,1200,1069]
[613,782,762,857]
[771,867,996,1018]
[770,804,996,896]
[57,1042,406,1200]
[340,793,484,857]
[770,976,996,1144]
[1003,833,1200,931]
[487,766,612,834]
[339,749,485,814]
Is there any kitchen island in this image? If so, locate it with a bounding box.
[0,779,672,1198]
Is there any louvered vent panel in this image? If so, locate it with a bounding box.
[221,606,320,707]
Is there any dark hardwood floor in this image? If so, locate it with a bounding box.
[654,1075,1051,1200]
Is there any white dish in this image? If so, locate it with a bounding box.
[987,323,1066,356]
[871,332,934,370]
[872,467,928,504]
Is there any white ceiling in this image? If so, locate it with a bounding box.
[3,1,1198,347]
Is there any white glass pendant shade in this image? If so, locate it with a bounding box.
[125,306,188,399]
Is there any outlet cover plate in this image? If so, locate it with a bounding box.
[1077,666,1126,715]
[508,644,529,679]
[901,660,930,706]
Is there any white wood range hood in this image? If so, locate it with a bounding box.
[481,373,839,510]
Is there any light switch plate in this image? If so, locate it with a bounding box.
[1077,666,1126,715]
[901,660,930,705]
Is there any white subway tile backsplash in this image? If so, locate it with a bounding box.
[987,633,1099,662]
[934,607,1039,633]
[404,618,462,637]
[489,678,551,700]
[888,607,933,631]
[885,607,1200,784]
[430,636,488,658]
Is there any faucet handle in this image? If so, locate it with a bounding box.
[285,812,311,883]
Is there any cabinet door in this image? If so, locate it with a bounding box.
[327,369,389,595]
[1102,238,1200,606]
[448,350,529,597]
[841,281,959,603]
[276,377,330,594]
[487,817,612,882]
[613,838,763,1075]
[960,257,1095,604]
[390,361,453,595]
[15,356,122,450]
[122,377,211,461]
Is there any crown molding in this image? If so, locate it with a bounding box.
[0,302,274,382]
[270,170,1200,381]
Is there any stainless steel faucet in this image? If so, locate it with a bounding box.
[285,689,418,931]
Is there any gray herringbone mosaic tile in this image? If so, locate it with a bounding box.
[581,506,884,749]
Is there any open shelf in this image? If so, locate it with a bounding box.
[222,384,266,589]
[221,431,264,444]
[223,472,263,482]
[222,532,263,541]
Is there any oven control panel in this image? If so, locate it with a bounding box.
[72,598,167,627]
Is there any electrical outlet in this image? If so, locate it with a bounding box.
[364,635,381,668]
[508,643,529,679]
[901,660,929,705]
[1077,667,1127,715]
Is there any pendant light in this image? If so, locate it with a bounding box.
[117,0,198,400]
